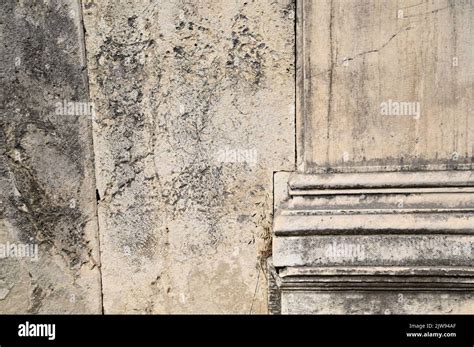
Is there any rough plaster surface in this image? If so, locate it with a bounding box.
[82,0,295,313]
[0,0,102,313]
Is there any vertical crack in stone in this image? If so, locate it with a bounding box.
[326,0,334,165]
[77,0,104,314]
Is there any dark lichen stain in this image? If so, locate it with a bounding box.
[127,15,137,28]
[28,285,45,314]
[281,0,295,20]
[0,0,94,267]
[226,12,267,88]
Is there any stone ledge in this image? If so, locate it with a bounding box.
[289,171,474,192]
[275,213,474,236]
[273,234,474,267]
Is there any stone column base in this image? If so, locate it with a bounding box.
[270,171,474,314]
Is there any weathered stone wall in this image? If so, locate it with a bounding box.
[0,0,295,314]
[2,0,473,316]
[0,0,102,313]
[82,0,295,313]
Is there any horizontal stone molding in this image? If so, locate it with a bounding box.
[289,171,474,194]
[271,170,474,307]
[276,171,474,236]
[278,267,474,291]
[273,234,474,267]
[275,213,474,236]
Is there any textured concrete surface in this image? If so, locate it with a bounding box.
[0,0,102,313]
[82,0,295,313]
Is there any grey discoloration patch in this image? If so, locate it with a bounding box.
[28,285,45,314]
[0,0,101,313]
[1,0,89,265]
